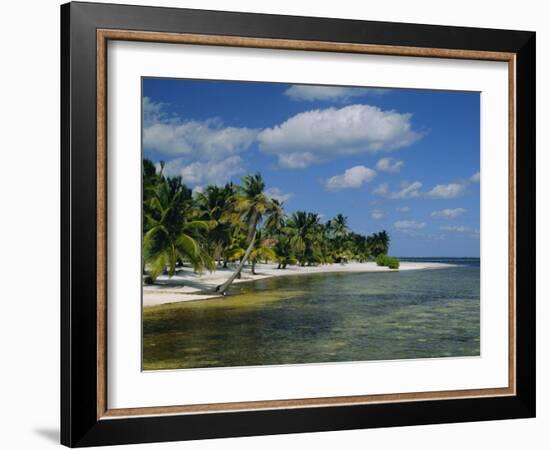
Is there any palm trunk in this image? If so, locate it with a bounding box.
[251,261,256,274]
[216,221,258,294]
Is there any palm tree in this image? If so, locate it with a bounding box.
[142,158,393,288]
[263,198,286,235]
[143,176,214,283]
[249,231,277,274]
[216,173,281,293]
[328,213,350,263]
[274,231,297,269]
[368,230,390,258]
[378,230,390,255]
[349,232,370,262]
[330,214,349,239]
[220,231,246,268]
[288,211,323,266]
[195,183,235,265]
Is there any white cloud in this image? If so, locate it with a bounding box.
[431,208,467,219]
[277,152,316,169]
[264,187,293,204]
[144,119,258,159]
[440,225,479,239]
[374,181,422,199]
[370,210,385,220]
[325,165,377,191]
[440,225,469,233]
[373,183,389,196]
[426,183,467,199]
[470,172,480,183]
[143,97,168,125]
[390,181,423,199]
[257,104,421,168]
[163,155,245,187]
[143,97,258,160]
[394,220,426,230]
[375,173,476,201]
[397,206,411,212]
[376,157,404,173]
[284,85,387,102]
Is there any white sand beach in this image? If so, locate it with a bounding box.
[143,261,455,307]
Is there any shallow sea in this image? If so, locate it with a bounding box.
[143,258,480,370]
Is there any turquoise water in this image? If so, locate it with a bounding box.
[143,260,480,370]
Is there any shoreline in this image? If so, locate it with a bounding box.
[143,261,456,307]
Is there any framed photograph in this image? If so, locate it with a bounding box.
[61,1,536,447]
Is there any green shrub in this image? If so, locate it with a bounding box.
[375,255,400,269]
[385,256,400,269]
[375,254,387,266]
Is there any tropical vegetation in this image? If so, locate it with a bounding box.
[376,254,401,269]
[143,159,396,293]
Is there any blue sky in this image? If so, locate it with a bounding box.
[143,78,480,257]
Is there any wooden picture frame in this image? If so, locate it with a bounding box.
[61,1,535,447]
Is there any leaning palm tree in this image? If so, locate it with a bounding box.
[216,173,282,293]
[143,176,214,283]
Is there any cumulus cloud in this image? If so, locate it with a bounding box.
[431,208,467,219]
[370,210,385,220]
[264,187,293,204]
[425,172,479,199]
[426,183,467,199]
[277,152,316,169]
[394,220,426,230]
[257,104,421,168]
[284,85,388,102]
[142,96,258,161]
[144,119,258,159]
[325,165,377,191]
[143,97,260,188]
[376,157,404,173]
[390,181,423,199]
[374,181,422,199]
[163,155,245,187]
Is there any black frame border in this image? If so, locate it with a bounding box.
[61,2,535,447]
